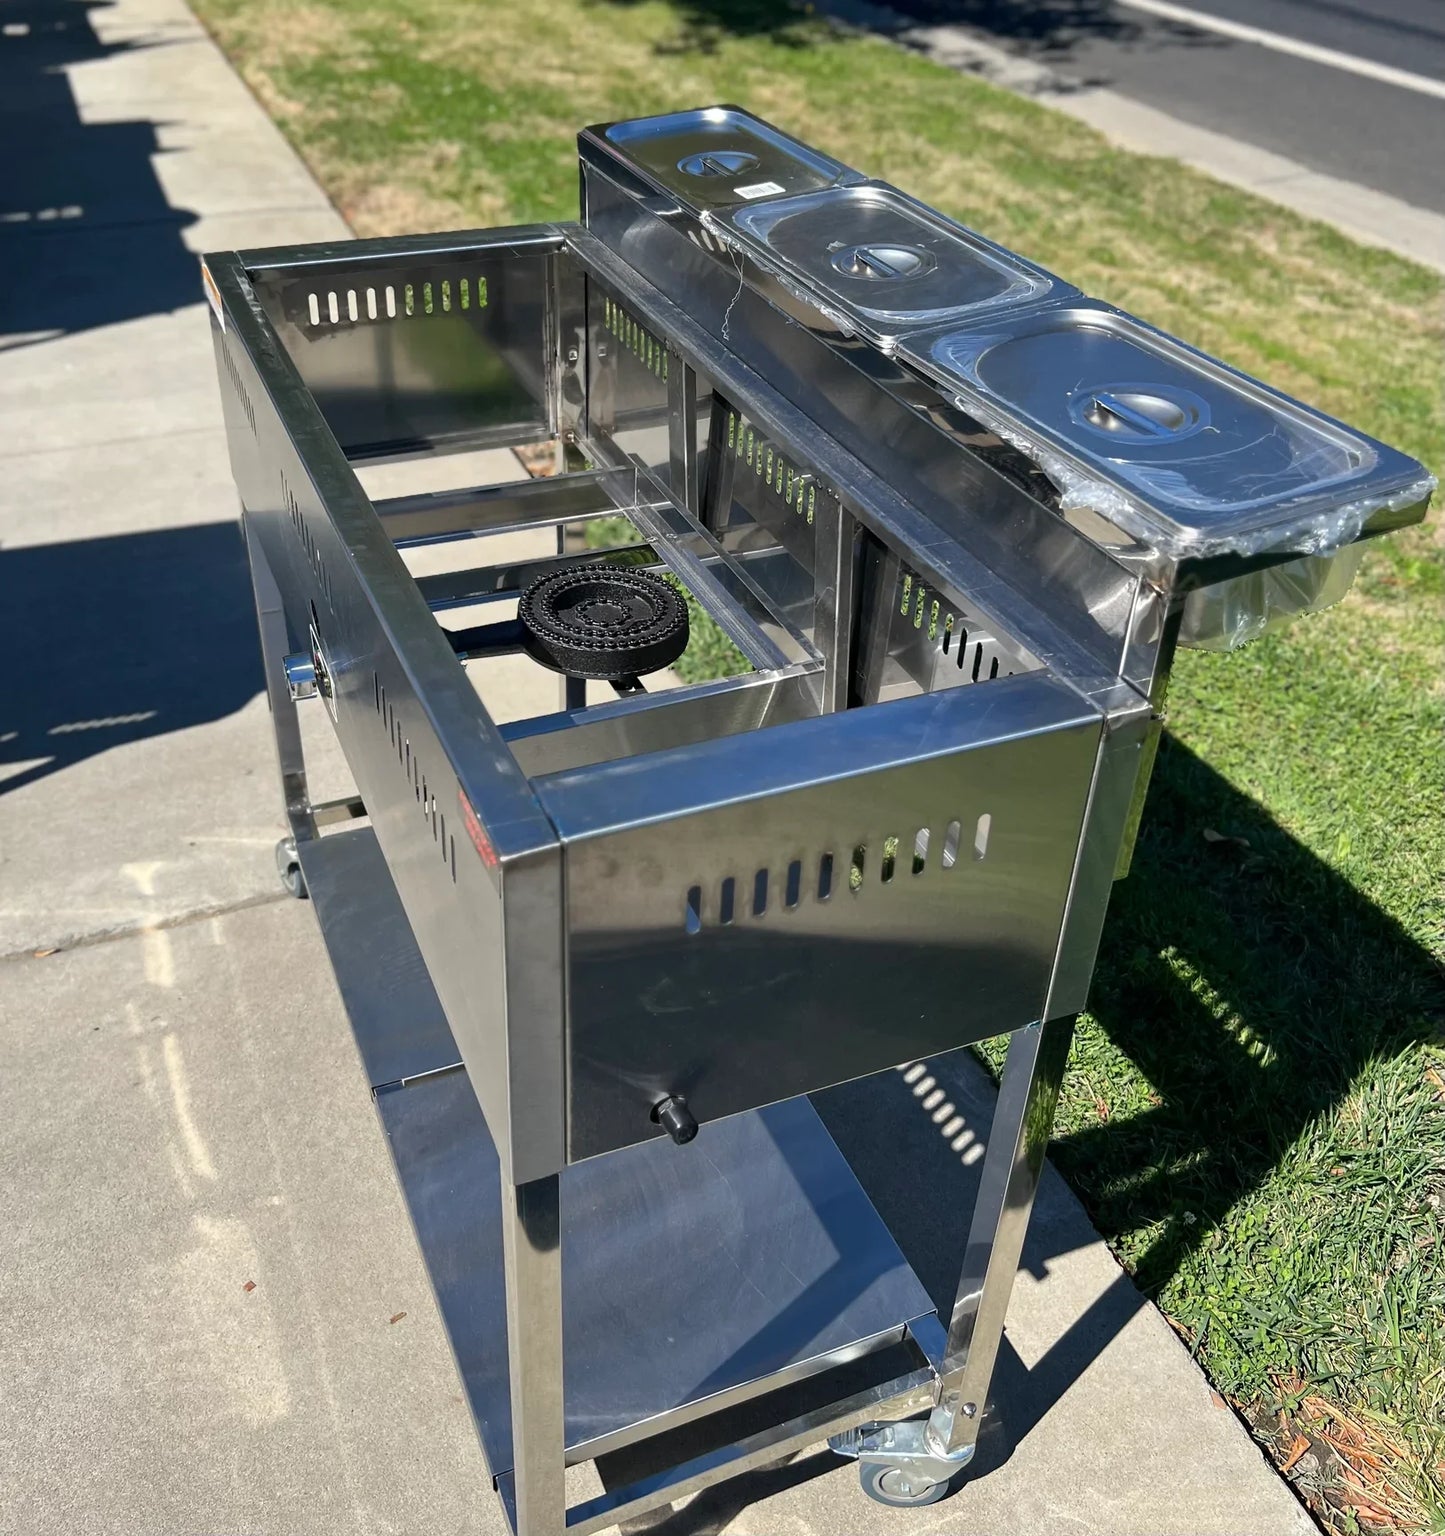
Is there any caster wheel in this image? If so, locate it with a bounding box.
[859,1461,952,1508]
[275,837,308,900]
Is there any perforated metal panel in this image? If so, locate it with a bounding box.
[537,673,1100,1160]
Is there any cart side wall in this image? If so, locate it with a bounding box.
[537,674,1103,1161]
[207,278,568,1185]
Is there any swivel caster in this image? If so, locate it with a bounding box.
[858,1461,954,1508]
[275,836,308,900]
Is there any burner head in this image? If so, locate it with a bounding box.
[519,565,690,682]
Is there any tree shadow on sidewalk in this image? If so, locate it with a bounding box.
[0,522,262,797]
[0,0,201,346]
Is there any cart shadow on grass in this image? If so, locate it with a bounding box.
[0,0,202,350]
[599,729,1444,1532]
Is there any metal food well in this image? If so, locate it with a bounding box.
[204,105,1434,1530]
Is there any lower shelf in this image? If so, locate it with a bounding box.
[299,826,939,1479]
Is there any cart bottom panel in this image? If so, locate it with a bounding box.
[298,826,938,1478]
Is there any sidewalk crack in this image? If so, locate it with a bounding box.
[1,889,292,964]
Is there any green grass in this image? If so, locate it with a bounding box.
[582,514,750,683]
[190,0,1445,1523]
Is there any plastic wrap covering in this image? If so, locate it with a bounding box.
[951,391,1435,561]
[1178,545,1366,651]
[895,303,1435,561]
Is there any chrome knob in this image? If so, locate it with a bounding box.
[283,653,317,700]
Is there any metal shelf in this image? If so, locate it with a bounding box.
[298,826,939,1482]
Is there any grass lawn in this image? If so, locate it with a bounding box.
[191,0,1445,1525]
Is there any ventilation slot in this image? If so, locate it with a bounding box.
[280,471,333,612]
[726,410,817,526]
[897,565,1018,685]
[221,343,257,438]
[373,671,456,882]
[680,819,990,929]
[942,820,961,868]
[282,477,330,609]
[603,296,669,379]
[304,274,487,329]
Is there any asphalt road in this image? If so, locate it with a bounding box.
[881,0,1445,214]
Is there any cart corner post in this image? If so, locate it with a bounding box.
[501,1172,566,1535]
[927,1011,1077,1461]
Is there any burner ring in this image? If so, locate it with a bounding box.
[518,565,690,681]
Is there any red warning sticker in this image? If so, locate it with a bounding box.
[458,789,498,871]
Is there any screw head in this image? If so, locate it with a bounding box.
[962,1401,978,1419]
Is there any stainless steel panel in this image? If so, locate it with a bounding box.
[374,467,631,546]
[537,673,1102,1160]
[501,667,820,777]
[585,106,861,209]
[208,250,567,1185]
[294,826,462,1086]
[246,227,565,461]
[568,210,1142,698]
[375,1069,936,1474]
[902,302,1432,556]
[715,182,1071,349]
[854,536,1039,705]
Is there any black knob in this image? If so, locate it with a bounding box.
[652,1095,698,1146]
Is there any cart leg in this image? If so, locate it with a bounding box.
[927,1012,1076,1457]
[831,1014,1075,1500]
[242,516,316,850]
[501,1172,566,1536]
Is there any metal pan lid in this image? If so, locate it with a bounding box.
[899,303,1433,556]
[586,106,863,208]
[712,183,1073,348]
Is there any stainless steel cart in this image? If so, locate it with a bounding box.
[204,106,1433,1532]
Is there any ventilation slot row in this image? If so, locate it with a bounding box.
[281,472,333,612]
[727,410,817,526]
[683,817,992,931]
[374,672,456,882]
[304,275,487,329]
[221,343,256,438]
[898,568,1013,685]
[603,296,669,380]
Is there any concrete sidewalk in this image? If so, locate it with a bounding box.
[0,2,1312,1533]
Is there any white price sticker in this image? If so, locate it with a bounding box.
[734,180,785,200]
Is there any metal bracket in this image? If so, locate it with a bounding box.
[828,1416,976,1486]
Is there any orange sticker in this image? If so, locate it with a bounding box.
[201,260,225,332]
